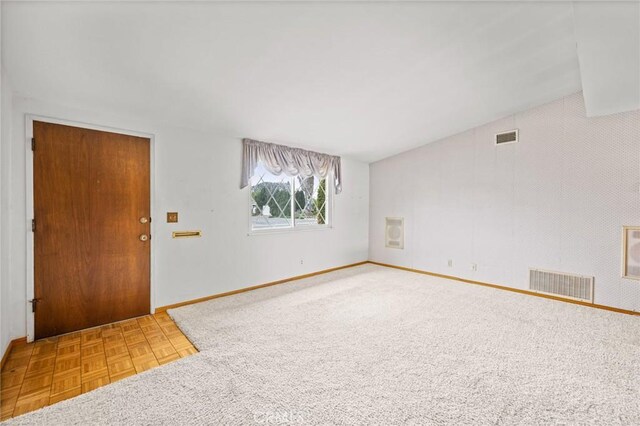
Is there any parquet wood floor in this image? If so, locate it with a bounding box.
[1,312,197,420]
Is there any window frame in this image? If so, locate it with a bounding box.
[247,172,333,235]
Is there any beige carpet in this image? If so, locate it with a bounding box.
[5,264,640,425]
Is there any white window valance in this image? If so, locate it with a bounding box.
[241,138,342,194]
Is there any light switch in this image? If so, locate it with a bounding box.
[167,212,178,223]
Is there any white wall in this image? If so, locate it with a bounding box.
[370,92,640,312]
[6,96,369,341]
[1,68,14,355]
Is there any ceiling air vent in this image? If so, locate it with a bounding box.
[385,217,404,249]
[495,129,518,145]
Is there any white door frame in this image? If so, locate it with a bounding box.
[25,114,156,342]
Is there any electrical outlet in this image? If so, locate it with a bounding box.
[447,259,453,267]
[300,260,304,265]
[471,263,477,272]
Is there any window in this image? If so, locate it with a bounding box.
[249,163,330,231]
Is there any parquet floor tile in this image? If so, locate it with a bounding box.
[0,313,196,420]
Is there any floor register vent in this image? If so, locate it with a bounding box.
[529,268,594,303]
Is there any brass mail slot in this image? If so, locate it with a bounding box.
[172,230,202,239]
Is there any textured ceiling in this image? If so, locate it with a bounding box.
[2,1,583,162]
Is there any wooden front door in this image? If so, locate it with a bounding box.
[33,121,151,339]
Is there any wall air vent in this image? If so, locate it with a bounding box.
[385,217,404,249]
[495,129,518,145]
[529,268,594,303]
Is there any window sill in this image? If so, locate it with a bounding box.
[247,225,332,236]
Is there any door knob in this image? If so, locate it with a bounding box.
[139,234,149,242]
[139,217,149,224]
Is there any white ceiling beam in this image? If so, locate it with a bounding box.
[573,1,640,117]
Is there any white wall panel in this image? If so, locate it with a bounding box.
[370,92,640,311]
[1,68,13,355]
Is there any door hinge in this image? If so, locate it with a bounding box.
[32,219,36,232]
[29,298,41,313]
[31,138,35,151]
